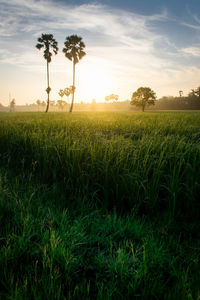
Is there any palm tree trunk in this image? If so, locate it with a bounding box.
[69,60,75,113]
[46,60,50,113]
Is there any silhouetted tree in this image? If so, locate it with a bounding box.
[131,87,156,112]
[188,89,196,98]
[63,35,86,112]
[10,98,16,112]
[36,34,58,112]
[179,90,183,97]
[64,87,71,103]
[195,86,200,98]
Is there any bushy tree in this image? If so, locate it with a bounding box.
[131,87,156,112]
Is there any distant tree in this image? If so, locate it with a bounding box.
[105,95,110,102]
[59,89,65,101]
[131,87,156,112]
[188,89,196,98]
[64,87,71,103]
[49,100,56,109]
[179,90,183,97]
[41,101,46,108]
[63,35,86,112]
[105,94,119,102]
[195,86,200,98]
[36,33,58,113]
[187,86,200,109]
[111,94,119,102]
[10,98,16,112]
[57,100,67,111]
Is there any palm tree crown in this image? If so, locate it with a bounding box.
[63,35,86,64]
[36,34,58,62]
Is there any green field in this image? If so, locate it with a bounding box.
[0,111,199,299]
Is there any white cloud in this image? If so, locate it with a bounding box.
[181,46,200,57]
[0,0,199,104]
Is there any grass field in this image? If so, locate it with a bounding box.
[0,111,199,299]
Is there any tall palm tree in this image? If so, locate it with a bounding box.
[63,35,86,112]
[36,34,58,112]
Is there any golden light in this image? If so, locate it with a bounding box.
[79,61,114,102]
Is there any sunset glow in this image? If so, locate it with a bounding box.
[80,61,115,102]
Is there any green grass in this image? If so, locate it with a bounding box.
[0,111,200,299]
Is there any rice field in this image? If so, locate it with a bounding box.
[0,111,199,299]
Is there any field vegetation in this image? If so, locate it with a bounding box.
[0,111,199,299]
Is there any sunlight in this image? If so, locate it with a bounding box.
[79,61,114,102]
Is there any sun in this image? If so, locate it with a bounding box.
[79,61,114,102]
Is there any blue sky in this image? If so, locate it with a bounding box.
[0,0,200,105]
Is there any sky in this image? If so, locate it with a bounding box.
[0,0,200,105]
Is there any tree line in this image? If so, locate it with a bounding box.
[154,86,200,110]
[130,86,200,111]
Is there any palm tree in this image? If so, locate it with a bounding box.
[36,34,58,112]
[64,87,71,104]
[59,89,65,100]
[10,99,16,112]
[179,90,183,97]
[63,35,86,112]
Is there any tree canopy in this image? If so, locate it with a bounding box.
[36,34,58,63]
[63,35,86,64]
[131,87,156,111]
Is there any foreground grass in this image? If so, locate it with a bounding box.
[0,168,199,299]
[1,111,200,215]
[0,111,200,299]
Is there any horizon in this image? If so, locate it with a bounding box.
[1,0,200,106]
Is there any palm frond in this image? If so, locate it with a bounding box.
[62,35,86,63]
[36,33,58,62]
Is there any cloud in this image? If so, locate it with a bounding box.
[0,0,199,104]
[181,46,200,57]
[0,0,169,66]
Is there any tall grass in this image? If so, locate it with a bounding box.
[0,111,200,216]
[0,111,200,299]
[0,168,199,299]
